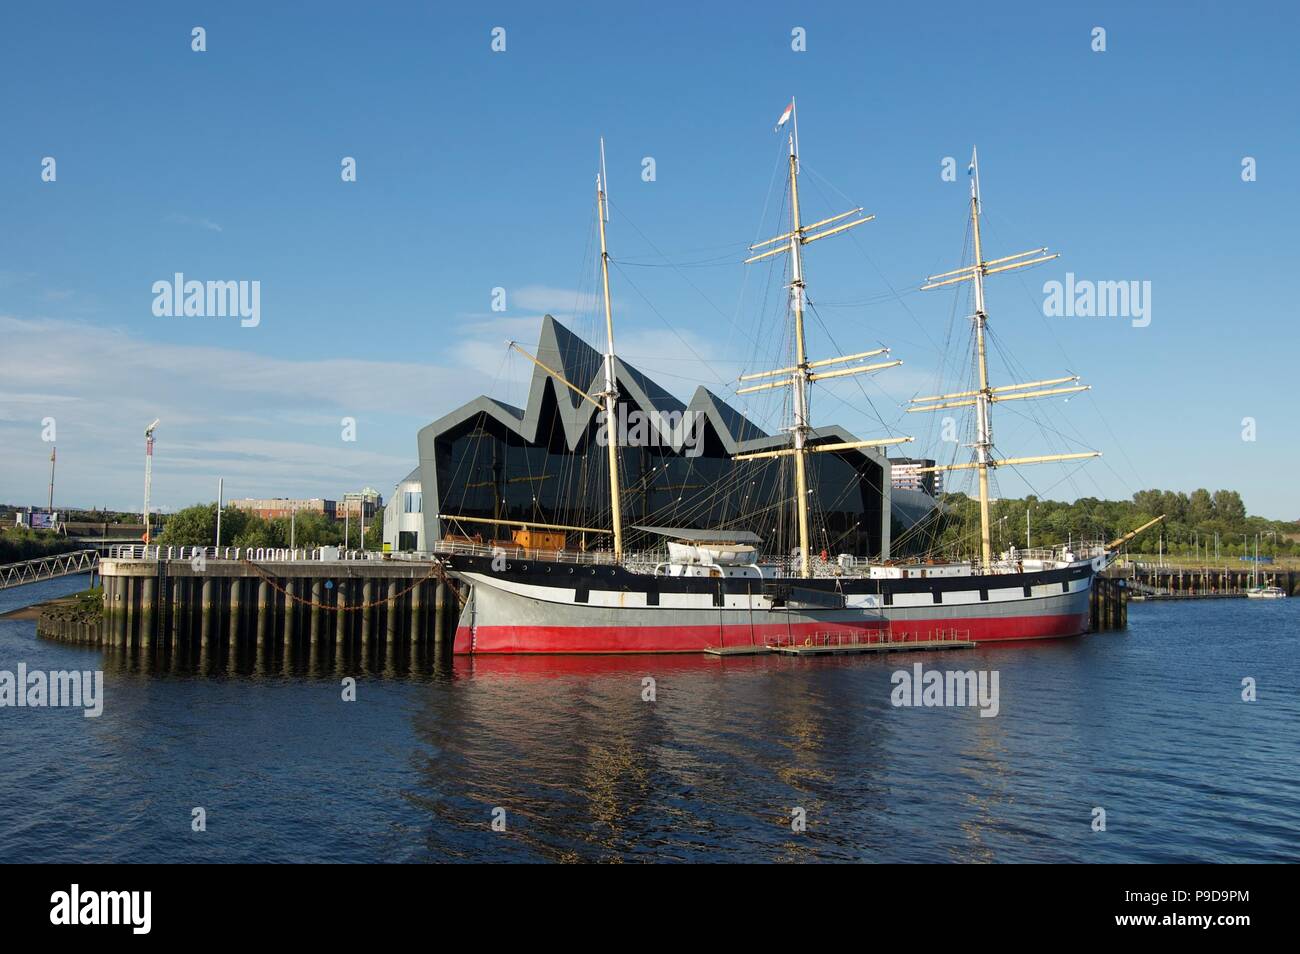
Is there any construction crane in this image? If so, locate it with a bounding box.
[143,419,160,543]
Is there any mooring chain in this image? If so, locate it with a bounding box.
[235,558,451,612]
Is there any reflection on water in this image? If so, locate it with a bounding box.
[95,632,448,682]
[1,577,1298,862]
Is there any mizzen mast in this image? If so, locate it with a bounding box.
[736,99,912,578]
[910,148,1098,566]
[595,138,625,560]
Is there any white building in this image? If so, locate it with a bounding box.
[382,468,424,552]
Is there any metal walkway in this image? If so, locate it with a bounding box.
[0,549,99,590]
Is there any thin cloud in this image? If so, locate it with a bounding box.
[165,214,224,233]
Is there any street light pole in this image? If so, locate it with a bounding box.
[143,419,160,543]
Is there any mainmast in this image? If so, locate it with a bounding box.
[736,100,913,577]
[910,149,1099,566]
[595,138,625,560]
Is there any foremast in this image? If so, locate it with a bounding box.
[735,99,913,577]
[910,149,1099,567]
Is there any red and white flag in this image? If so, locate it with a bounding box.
[774,101,793,131]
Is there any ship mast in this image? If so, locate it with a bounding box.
[595,138,625,560]
[910,149,1099,566]
[735,100,913,577]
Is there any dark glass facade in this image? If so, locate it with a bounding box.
[429,389,886,558]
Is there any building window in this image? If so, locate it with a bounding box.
[404,491,422,514]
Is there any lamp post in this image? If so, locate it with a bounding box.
[143,419,160,543]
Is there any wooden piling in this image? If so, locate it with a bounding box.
[125,577,136,647]
[115,578,128,646]
[306,580,319,645]
[140,576,155,650]
[284,579,296,647]
[335,580,348,650]
[361,580,373,648]
[256,580,269,650]
[434,581,447,652]
[200,577,214,648]
[229,578,243,645]
[410,580,423,644]
[386,580,399,644]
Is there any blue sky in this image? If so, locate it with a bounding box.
[2,1,1297,519]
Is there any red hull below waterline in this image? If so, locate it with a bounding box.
[454,611,1090,654]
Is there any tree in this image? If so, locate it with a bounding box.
[364,518,383,551]
[283,510,340,547]
[1188,488,1214,524]
[156,503,256,547]
[155,504,217,546]
[1212,490,1247,525]
[233,516,286,550]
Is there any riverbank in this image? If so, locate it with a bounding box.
[0,586,100,626]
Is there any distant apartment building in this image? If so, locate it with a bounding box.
[891,458,942,498]
[230,498,337,521]
[339,488,383,522]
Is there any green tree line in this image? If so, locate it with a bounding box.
[930,488,1296,560]
[155,504,382,551]
[0,527,83,563]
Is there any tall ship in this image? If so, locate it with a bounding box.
[436,102,1131,654]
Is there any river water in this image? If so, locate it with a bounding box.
[1,575,1296,862]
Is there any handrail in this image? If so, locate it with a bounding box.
[0,548,100,590]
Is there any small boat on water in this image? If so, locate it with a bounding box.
[1244,536,1285,598]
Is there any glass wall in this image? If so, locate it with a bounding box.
[431,397,885,557]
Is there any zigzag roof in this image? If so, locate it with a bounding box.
[419,314,889,464]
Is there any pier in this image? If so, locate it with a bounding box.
[1114,562,1295,599]
[68,546,461,660]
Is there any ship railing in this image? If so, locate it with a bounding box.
[430,539,668,567]
[105,544,382,563]
[1012,548,1060,563]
